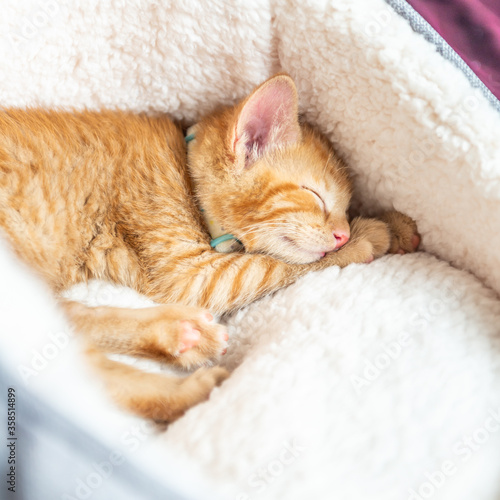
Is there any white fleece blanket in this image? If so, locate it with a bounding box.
[1,1,500,499]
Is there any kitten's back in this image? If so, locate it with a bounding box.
[0,109,187,290]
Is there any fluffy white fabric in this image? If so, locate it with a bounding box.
[1,1,500,499]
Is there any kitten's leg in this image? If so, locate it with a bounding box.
[140,215,396,315]
[62,301,228,369]
[85,345,228,422]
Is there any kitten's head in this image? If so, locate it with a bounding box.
[188,74,352,264]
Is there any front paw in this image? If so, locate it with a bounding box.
[173,314,229,369]
[350,216,391,260]
[142,305,228,369]
[379,211,420,254]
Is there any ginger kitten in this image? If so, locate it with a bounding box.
[0,74,419,421]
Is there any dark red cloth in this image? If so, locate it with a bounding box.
[407,0,500,100]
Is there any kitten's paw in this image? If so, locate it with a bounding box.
[139,305,228,367]
[171,366,229,417]
[350,217,391,260]
[178,321,202,353]
[170,310,228,369]
[189,366,230,389]
[379,211,420,255]
[145,366,230,423]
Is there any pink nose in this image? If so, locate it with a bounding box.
[333,230,349,249]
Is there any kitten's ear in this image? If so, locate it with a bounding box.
[230,74,302,170]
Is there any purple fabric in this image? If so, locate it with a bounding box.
[407,0,500,100]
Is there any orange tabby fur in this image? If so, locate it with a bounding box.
[0,74,419,421]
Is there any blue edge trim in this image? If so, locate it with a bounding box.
[385,0,500,114]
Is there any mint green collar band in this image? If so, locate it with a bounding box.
[210,233,243,248]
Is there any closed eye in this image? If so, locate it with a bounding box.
[301,186,327,214]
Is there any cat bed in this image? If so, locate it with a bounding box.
[2,1,500,499]
[405,0,500,101]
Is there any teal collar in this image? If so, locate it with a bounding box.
[210,233,240,248]
[186,131,243,253]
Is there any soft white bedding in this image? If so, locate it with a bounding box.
[1,1,500,499]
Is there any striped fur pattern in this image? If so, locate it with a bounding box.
[0,74,419,421]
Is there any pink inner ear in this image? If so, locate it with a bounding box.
[235,78,300,160]
[242,115,269,153]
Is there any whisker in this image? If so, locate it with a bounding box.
[322,154,331,178]
[236,221,304,239]
[241,221,303,231]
